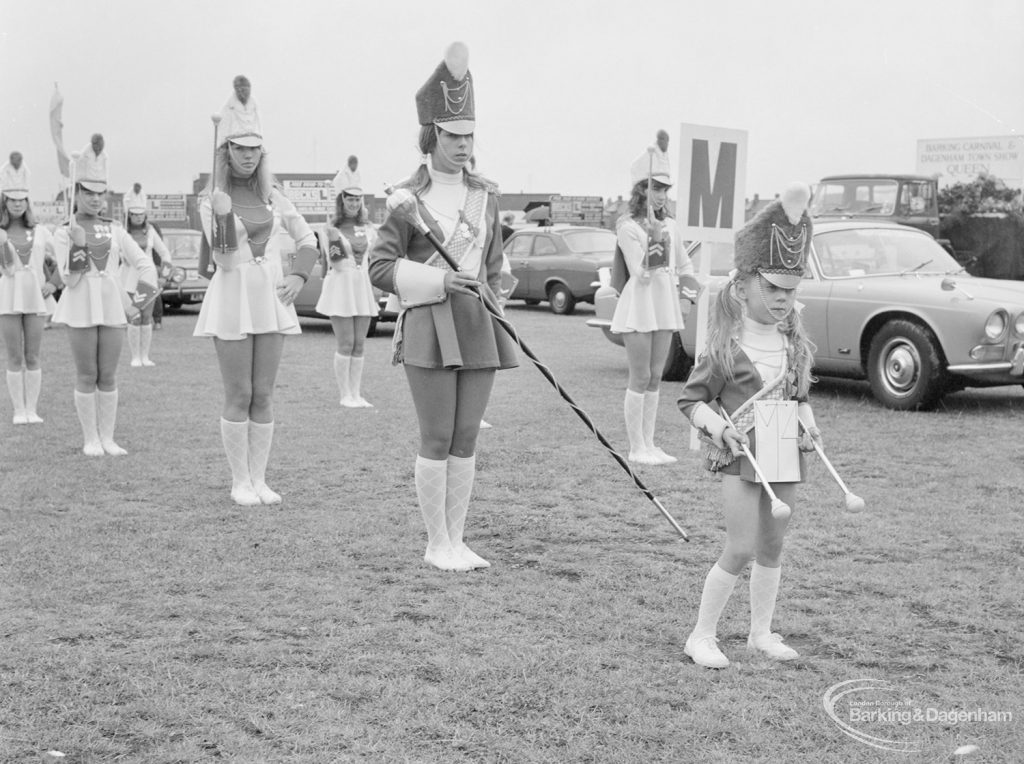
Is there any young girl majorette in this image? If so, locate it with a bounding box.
[195,80,319,506]
[368,43,518,572]
[52,150,158,456]
[611,149,698,465]
[319,188,378,408]
[676,184,823,668]
[0,158,60,424]
[123,198,170,367]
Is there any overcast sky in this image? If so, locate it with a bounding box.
[4,0,1023,204]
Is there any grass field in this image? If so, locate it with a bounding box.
[2,303,1022,763]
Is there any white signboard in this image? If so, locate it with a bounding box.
[281,179,335,217]
[676,123,747,450]
[549,195,604,225]
[676,124,748,243]
[916,136,1024,189]
[33,201,66,225]
[147,194,187,222]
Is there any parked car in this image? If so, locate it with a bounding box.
[504,225,616,314]
[588,220,1024,410]
[280,226,396,335]
[158,228,208,309]
[811,174,944,241]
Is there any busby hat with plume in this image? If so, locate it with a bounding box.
[0,160,30,200]
[629,147,672,188]
[416,42,475,136]
[217,77,263,147]
[75,142,108,193]
[733,182,812,289]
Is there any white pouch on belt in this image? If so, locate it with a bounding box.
[741,399,801,483]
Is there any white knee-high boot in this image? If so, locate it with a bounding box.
[334,353,354,406]
[446,454,489,569]
[140,324,155,366]
[24,368,43,423]
[416,455,470,572]
[127,325,142,367]
[349,355,372,408]
[624,389,652,464]
[220,418,260,506]
[96,389,127,455]
[642,390,677,464]
[74,390,103,456]
[248,420,281,504]
[7,370,27,424]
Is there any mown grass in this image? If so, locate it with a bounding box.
[2,303,1022,763]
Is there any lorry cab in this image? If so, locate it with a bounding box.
[810,174,941,239]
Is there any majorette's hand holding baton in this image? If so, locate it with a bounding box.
[797,414,866,513]
[385,189,689,541]
[719,408,792,520]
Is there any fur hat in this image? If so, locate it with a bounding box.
[733,183,812,288]
[416,42,475,136]
[629,147,672,188]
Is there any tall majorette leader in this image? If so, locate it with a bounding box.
[52,147,159,456]
[368,42,518,572]
[676,184,824,669]
[194,78,319,507]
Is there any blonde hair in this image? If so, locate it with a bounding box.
[704,274,816,398]
[204,144,277,203]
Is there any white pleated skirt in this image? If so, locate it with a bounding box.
[193,260,300,340]
[611,269,685,334]
[315,266,377,318]
[52,274,128,327]
[0,270,56,316]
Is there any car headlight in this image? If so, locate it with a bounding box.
[1014,312,1024,338]
[169,266,186,285]
[984,310,1007,341]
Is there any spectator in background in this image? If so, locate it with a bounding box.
[332,155,361,199]
[500,212,515,241]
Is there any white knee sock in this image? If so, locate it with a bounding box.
[446,454,489,569]
[220,418,260,506]
[349,355,371,407]
[416,455,468,571]
[749,562,782,639]
[624,389,647,461]
[248,420,281,504]
[642,389,676,462]
[24,368,43,423]
[127,324,142,366]
[691,564,740,640]
[140,324,155,366]
[96,389,127,455]
[74,390,103,456]
[334,353,353,405]
[7,370,26,424]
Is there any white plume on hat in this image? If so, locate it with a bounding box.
[0,161,30,199]
[780,182,811,225]
[445,42,469,80]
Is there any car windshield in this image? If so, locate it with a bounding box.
[562,229,616,254]
[811,180,899,216]
[164,231,201,261]
[813,228,962,278]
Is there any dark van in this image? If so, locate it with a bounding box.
[811,174,941,239]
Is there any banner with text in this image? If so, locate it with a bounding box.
[147,194,187,222]
[677,124,748,243]
[916,136,1024,189]
[549,195,604,225]
[281,179,335,218]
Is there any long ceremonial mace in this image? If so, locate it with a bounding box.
[209,114,222,252]
[386,190,689,541]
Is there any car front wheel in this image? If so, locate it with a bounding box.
[867,319,946,410]
[548,284,576,315]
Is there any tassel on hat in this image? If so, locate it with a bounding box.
[415,42,476,136]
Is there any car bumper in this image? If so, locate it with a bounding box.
[947,345,1024,381]
[161,283,207,304]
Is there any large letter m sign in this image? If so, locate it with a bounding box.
[687,139,738,230]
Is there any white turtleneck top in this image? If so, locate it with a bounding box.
[739,315,786,385]
[420,165,483,275]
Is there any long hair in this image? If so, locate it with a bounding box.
[204,144,277,203]
[627,180,668,222]
[332,193,368,227]
[704,274,816,399]
[399,125,499,197]
[0,194,37,229]
[125,211,150,233]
